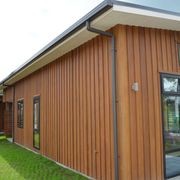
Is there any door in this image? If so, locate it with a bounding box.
[161,74,180,179]
[33,96,40,149]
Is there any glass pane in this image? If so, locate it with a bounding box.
[33,98,40,149]
[163,95,180,178]
[163,96,180,151]
[34,131,40,149]
[17,101,23,128]
[34,103,39,130]
[163,77,179,93]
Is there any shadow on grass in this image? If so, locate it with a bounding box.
[0,137,87,180]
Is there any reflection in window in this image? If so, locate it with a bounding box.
[163,96,180,152]
[17,100,24,128]
[33,97,40,149]
[161,74,180,179]
[163,78,179,93]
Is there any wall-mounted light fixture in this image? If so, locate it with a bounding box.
[132,82,139,92]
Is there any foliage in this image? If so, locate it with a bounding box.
[0,137,87,180]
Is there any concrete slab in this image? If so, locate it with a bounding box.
[169,176,180,180]
[166,155,180,179]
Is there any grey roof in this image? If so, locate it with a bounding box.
[0,0,180,86]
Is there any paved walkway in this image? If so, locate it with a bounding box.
[166,155,180,179]
[169,176,180,180]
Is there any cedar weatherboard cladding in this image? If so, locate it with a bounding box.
[6,35,114,179]
[3,25,180,180]
[3,103,13,136]
[0,99,4,132]
[114,25,180,180]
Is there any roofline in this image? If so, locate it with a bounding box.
[1,0,180,86]
[0,0,113,85]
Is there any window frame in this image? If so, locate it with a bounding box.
[17,99,24,129]
[33,96,40,150]
[160,73,180,179]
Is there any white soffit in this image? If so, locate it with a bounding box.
[111,5,180,31]
[4,8,114,85]
[4,4,180,85]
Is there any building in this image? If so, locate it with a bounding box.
[0,94,4,133]
[0,1,180,179]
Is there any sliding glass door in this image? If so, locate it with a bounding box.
[33,96,40,149]
[161,74,180,179]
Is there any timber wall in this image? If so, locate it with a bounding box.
[4,35,115,180]
[3,25,180,180]
[0,97,3,132]
[114,25,180,180]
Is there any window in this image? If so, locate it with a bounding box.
[161,74,180,179]
[33,96,40,149]
[17,100,24,128]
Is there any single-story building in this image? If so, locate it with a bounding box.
[0,0,180,179]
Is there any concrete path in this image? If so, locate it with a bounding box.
[166,155,180,179]
[169,176,180,180]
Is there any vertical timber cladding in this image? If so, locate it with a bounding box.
[2,88,13,136]
[3,24,180,180]
[6,35,115,179]
[0,96,3,131]
[115,25,180,180]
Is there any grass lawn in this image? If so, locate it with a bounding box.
[0,136,87,180]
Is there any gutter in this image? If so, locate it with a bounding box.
[1,0,179,87]
[0,0,113,87]
[86,21,119,180]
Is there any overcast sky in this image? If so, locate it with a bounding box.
[0,0,103,81]
[0,0,179,81]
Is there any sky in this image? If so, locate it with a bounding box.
[0,0,103,81]
[120,0,180,12]
[0,0,179,81]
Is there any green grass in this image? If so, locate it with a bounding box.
[0,136,87,180]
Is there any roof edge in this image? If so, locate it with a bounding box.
[0,0,113,87]
[1,0,180,88]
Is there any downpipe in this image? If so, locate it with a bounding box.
[86,21,119,180]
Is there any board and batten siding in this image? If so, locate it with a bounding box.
[3,24,180,180]
[114,25,180,180]
[0,97,4,132]
[4,35,115,180]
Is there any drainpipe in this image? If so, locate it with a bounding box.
[86,21,119,180]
